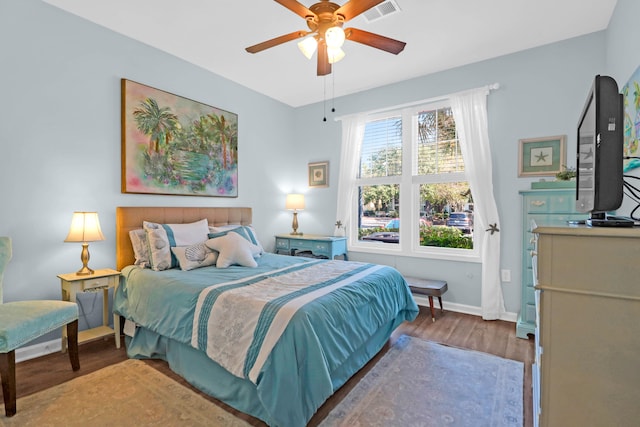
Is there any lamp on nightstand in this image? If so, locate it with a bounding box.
[64,211,105,276]
[286,194,305,236]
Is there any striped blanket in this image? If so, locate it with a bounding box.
[191,260,384,383]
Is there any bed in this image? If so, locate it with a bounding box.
[114,206,418,427]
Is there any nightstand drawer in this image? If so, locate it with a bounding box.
[275,238,290,250]
[291,240,314,251]
[311,242,330,254]
[81,276,112,290]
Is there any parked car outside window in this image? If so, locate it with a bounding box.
[385,218,428,229]
[446,212,473,234]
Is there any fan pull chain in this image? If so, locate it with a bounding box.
[323,76,327,122]
[331,70,336,113]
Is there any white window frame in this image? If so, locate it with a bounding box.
[346,101,481,263]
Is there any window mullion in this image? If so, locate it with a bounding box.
[398,109,413,250]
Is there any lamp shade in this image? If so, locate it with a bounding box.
[327,47,346,64]
[298,36,318,59]
[286,194,305,211]
[64,212,105,243]
[325,26,345,48]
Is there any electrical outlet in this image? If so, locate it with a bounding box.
[501,269,511,282]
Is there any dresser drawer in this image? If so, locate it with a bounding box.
[524,285,535,305]
[290,240,313,251]
[526,196,552,213]
[311,241,330,254]
[275,238,290,250]
[524,303,536,323]
[526,192,577,214]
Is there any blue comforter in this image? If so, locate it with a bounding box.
[114,253,418,426]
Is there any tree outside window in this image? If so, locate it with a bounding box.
[355,104,474,252]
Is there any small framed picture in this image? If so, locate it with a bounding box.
[518,135,566,177]
[308,161,329,188]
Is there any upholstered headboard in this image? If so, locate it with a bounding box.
[115,207,252,270]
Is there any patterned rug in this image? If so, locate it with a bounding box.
[320,335,523,427]
[0,359,249,427]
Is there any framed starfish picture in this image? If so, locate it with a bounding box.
[518,135,566,177]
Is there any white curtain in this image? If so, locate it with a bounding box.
[450,87,505,320]
[335,114,366,238]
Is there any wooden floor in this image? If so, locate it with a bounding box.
[10,306,534,426]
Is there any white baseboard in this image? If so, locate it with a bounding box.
[412,295,518,323]
[15,338,62,363]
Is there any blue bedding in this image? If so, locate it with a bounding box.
[114,253,418,426]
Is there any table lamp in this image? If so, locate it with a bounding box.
[286,194,305,235]
[64,211,105,275]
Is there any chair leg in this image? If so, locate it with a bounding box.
[0,350,16,417]
[438,296,444,312]
[66,320,80,371]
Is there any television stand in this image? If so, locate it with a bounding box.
[587,213,635,227]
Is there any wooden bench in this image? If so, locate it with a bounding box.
[404,277,448,322]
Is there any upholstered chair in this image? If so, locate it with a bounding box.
[0,237,80,417]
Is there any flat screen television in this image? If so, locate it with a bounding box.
[575,75,631,226]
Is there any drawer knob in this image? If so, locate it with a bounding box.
[531,200,545,207]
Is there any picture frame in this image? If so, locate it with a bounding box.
[121,79,238,197]
[518,135,566,177]
[308,161,329,188]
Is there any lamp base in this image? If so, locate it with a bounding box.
[75,266,94,276]
[290,231,303,236]
[76,243,94,275]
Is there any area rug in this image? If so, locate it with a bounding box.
[0,359,250,427]
[320,335,523,427]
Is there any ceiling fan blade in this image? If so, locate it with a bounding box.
[345,27,406,54]
[245,31,308,53]
[274,0,315,19]
[317,41,332,76]
[335,0,384,21]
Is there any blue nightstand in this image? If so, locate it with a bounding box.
[275,234,348,260]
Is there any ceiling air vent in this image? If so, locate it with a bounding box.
[362,0,401,23]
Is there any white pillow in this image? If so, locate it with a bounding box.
[208,225,264,254]
[144,219,209,271]
[129,229,150,268]
[205,232,261,268]
[171,243,218,271]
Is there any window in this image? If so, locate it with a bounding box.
[353,100,476,258]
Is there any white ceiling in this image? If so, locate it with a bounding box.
[43,0,617,107]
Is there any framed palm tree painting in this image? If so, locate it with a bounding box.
[121,79,238,197]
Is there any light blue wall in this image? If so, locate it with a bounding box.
[0,0,296,331]
[1,0,635,333]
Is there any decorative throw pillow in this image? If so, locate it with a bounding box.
[129,229,150,268]
[143,219,209,271]
[171,243,218,271]
[208,225,264,255]
[205,232,261,268]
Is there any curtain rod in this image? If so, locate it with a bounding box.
[335,82,500,121]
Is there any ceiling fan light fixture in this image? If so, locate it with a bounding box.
[327,46,345,64]
[325,26,345,48]
[298,36,318,59]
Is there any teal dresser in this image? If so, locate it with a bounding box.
[516,187,586,339]
[275,234,348,260]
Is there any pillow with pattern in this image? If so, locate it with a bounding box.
[143,219,209,271]
[171,243,218,271]
[129,229,150,268]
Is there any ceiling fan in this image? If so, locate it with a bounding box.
[245,0,406,76]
